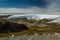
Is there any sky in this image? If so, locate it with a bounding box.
[0,0,60,15]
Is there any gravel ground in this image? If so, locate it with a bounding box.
[0,33,60,40]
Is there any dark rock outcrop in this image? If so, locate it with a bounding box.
[0,21,29,33]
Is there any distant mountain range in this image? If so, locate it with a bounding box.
[48,17,60,24]
[7,14,60,19]
[7,14,60,24]
[8,14,38,20]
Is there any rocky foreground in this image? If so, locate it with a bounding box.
[0,33,60,40]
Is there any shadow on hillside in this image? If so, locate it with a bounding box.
[0,21,29,34]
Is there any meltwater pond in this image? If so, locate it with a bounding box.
[0,33,60,40]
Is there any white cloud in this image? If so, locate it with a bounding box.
[0,7,43,14]
[0,7,60,15]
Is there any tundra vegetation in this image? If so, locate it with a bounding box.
[0,16,60,37]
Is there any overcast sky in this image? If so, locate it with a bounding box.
[0,0,60,15]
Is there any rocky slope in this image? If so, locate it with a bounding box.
[0,19,29,34]
[0,33,60,40]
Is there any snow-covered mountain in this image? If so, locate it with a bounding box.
[8,14,60,20]
[8,14,38,20]
[48,17,60,24]
[8,14,60,24]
